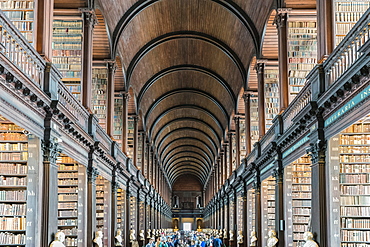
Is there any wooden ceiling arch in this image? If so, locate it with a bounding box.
[169,166,207,185]
[110,0,261,57]
[161,145,213,169]
[163,152,211,172]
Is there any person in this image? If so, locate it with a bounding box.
[303,232,319,247]
[249,231,257,246]
[156,236,162,247]
[146,237,155,247]
[93,231,103,247]
[50,231,65,247]
[115,229,123,246]
[174,236,180,247]
[212,235,222,247]
[266,230,278,247]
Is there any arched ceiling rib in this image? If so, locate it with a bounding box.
[98,0,275,186]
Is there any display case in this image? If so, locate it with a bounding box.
[0,0,35,43]
[284,155,312,247]
[52,18,83,101]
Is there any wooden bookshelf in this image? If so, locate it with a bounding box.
[0,0,34,44]
[338,117,370,246]
[116,188,125,230]
[57,156,80,247]
[127,118,134,159]
[139,200,145,233]
[285,155,312,247]
[334,0,370,46]
[288,20,317,103]
[92,67,108,131]
[261,176,275,247]
[0,117,29,246]
[236,194,244,234]
[239,118,246,158]
[264,66,279,130]
[52,19,83,101]
[246,188,255,246]
[250,94,259,147]
[114,96,123,148]
[137,134,143,170]
[129,196,136,231]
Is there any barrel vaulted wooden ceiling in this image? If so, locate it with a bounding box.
[55,0,316,188]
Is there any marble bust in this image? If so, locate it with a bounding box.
[115,229,123,246]
[50,231,65,247]
[266,230,278,247]
[237,230,243,244]
[93,231,103,247]
[130,229,137,242]
[139,230,145,241]
[303,232,319,247]
[250,231,257,247]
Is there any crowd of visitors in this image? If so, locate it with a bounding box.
[145,230,224,247]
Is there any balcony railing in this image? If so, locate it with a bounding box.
[0,11,45,87]
[324,8,370,86]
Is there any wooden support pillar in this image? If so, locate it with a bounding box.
[40,140,60,246]
[317,0,334,62]
[121,93,129,154]
[224,144,228,180]
[308,116,328,247]
[273,157,285,247]
[87,165,98,247]
[133,116,139,168]
[106,61,117,137]
[255,64,266,138]
[141,132,146,172]
[35,0,53,61]
[242,185,248,247]
[274,9,290,111]
[234,117,241,166]
[125,188,131,247]
[253,168,262,247]
[111,175,118,246]
[81,9,97,111]
[228,132,234,176]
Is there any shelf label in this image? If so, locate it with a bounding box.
[325,83,370,127]
[283,135,309,158]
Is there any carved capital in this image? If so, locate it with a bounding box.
[255,62,265,75]
[274,9,291,28]
[307,140,327,164]
[123,92,130,102]
[87,166,99,182]
[105,60,117,74]
[272,166,283,183]
[42,140,61,165]
[80,8,98,28]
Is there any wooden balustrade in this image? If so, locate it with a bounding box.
[324,8,370,86]
[0,12,45,87]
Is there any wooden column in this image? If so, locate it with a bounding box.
[81,9,97,111]
[308,118,328,247]
[317,0,334,62]
[87,165,98,247]
[121,93,129,154]
[242,185,248,247]
[35,0,53,61]
[125,187,131,247]
[224,144,228,180]
[133,116,139,167]
[253,170,262,247]
[275,9,290,111]
[242,93,252,154]
[234,117,241,166]
[273,159,285,247]
[256,63,266,138]
[106,60,117,137]
[40,140,60,246]
[225,198,230,246]
[228,132,234,176]
[111,174,118,246]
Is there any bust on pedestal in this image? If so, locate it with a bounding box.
[50,231,65,247]
[249,231,257,247]
[115,229,123,246]
[229,230,234,241]
[303,232,319,247]
[93,231,103,247]
[266,230,278,247]
[147,229,152,239]
[130,229,137,242]
[237,230,243,244]
[139,230,145,241]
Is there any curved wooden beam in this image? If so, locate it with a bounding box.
[161,145,213,167]
[163,151,211,171]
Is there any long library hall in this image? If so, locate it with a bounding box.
[1,0,370,246]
